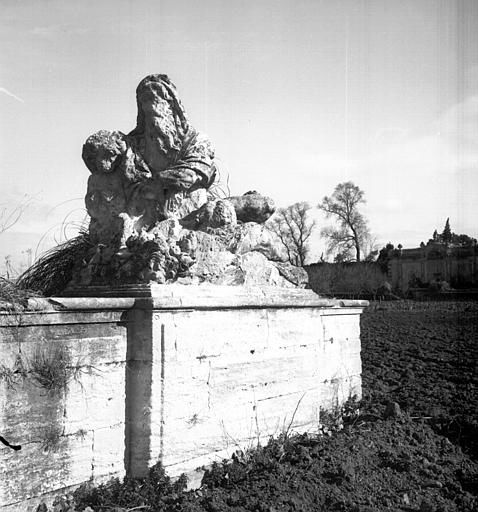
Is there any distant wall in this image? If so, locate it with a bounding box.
[0,286,367,511]
[305,262,387,298]
[385,243,478,291]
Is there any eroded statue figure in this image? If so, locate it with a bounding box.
[71,74,307,288]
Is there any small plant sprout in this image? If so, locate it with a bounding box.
[0,354,27,389]
[75,428,89,440]
[42,426,63,453]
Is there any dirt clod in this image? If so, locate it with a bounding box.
[384,401,402,418]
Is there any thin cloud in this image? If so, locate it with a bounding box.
[0,86,24,103]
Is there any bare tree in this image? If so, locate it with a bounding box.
[268,202,316,266]
[318,182,371,262]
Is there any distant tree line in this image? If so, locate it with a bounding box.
[432,218,476,247]
[268,181,375,266]
[267,183,478,296]
[269,184,476,270]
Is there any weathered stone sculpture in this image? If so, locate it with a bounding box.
[71,74,307,288]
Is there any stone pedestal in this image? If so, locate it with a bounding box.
[0,284,367,510]
[118,284,367,478]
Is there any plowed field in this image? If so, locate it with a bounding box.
[74,300,478,512]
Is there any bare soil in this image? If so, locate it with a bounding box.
[361,300,478,460]
[74,300,478,512]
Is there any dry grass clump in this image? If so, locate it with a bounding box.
[0,276,42,311]
[17,233,92,296]
[1,343,83,393]
[41,425,64,453]
[29,343,74,392]
[0,354,27,390]
[0,363,17,388]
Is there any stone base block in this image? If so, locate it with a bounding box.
[1,284,367,509]
[123,284,366,478]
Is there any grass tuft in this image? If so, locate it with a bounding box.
[17,233,92,296]
[73,461,187,511]
[0,364,17,389]
[41,426,63,453]
[0,277,41,311]
[29,344,73,392]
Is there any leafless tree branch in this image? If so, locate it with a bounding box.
[268,202,316,266]
[318,182,371,262]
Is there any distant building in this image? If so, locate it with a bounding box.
[385,241,478,292]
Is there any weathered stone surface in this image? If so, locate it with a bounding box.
[229,222,288,262]
[1,433,94,506]
[180,198,237,231]
[55,285,368,308]
[186,231,235,282]
[228,191,275,223]
[73,226,202,287]
[218,252,292,287]
[273,261,309,287]
[0,312,127,510]
[183,239,293,287]
[174,188,208,219]
[128,292,365,476]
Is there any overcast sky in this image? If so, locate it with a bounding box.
[1,0,477,268]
